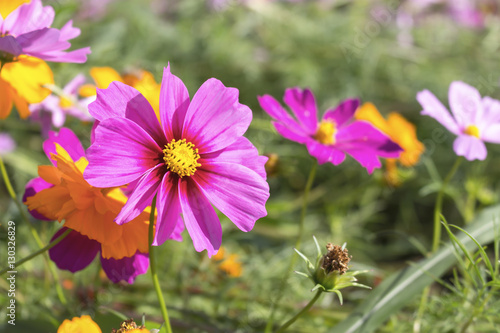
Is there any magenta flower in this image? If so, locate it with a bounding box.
[258,88,402,173]
[417,81,500,161]
[29,74,94,137]
[0,0,90,63]
[84,64,270,257]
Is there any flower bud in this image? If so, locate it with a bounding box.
[295,237,371,304]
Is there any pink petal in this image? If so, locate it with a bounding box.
[478,96,500,130]
[4,0,54,36]
[194,162,269,232]
[182,78,251,154]
[89,82,165,145]
[178,178,221,257]
[0,36,22,57]
[84,117,163,188]
[48,228,100,273]
[202,137,268,179]
[482,124,500,144]
[336,121,401,157]
[283,87,318,134]
[36,46,91,63]
[322,98,360,128]
[448,81,482,128]
[100,251,149,284]
[417,90,459,135]
[62,74,86,95]
[257,94,304,134]
[43,128,85,165]
[272,121,310,144]
[153,172,183,245]
[305,140,346,165]
[115,164,164,225]
[59,20,81,41]
[159,64,190,141]
[17,28,69,55]
[453,135,487,161]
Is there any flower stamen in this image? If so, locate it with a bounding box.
[464,125,480,138]
[314,120,336,145]
[163,139,201,178]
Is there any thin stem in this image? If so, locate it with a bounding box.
[148,196,173,333]
[0,155,67,304]
[265,161,318,333]
[274,289,323,333]
[414,157,463,332]
[432,157,463,252]
[0,228,71,275]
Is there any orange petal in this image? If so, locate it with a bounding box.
[90,67,124,89]
[0,0,29,18]
[1,56,54,104]
[387,112,425,167]
[12,90,30,118]
[25,186,71,221]
[0,78,14,119]
[57,315,102,333]
[355,102,391,135]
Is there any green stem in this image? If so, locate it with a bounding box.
[148,196,173,333]
[414,157,463,332]
[0,155,67,304]
[432,157,463,252]
[0,228,71,275]
[274,289,323,333]
[265,161,318,333]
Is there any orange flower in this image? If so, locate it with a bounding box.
[219,254,243,278]
[57,316,150,333]
[0,56,54,119]
[355,103,424,186]
[57,315,102,333]
[79,67,161,119]
[212,247,243,277]
[356,102,425,167]
[25,143,150,259]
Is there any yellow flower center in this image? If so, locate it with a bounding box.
[163,139,201,178]
[314,120,336,145]
[464,125,480,138]
[59,96,73,108]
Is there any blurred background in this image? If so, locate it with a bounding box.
[1,0,500,332]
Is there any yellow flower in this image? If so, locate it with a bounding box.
[57,315,102,333]
[0,0,29,18]
[0,56,54,119]
[356,102,425,167]
[24,144,150,259]
[79,67,161,120]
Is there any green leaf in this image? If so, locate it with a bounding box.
[331,205,500,333]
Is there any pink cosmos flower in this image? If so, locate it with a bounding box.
[29,74,94,137]
[417,81,500,161]
[258,88,402,173]
[84,64,270,257]
[0,0,90,63]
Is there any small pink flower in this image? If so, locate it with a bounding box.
[258,88,402,173]
[0,0,90,63]
[417,81,500,161]
[84,64,269,257]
